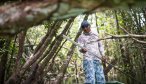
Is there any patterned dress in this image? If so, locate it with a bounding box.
[78,31,105,84]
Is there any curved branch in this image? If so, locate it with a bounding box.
[0,0,58,35]
[0,0,146,35]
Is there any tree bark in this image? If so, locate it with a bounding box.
[104,59,117,74]
[15,30,27,72]
[0,0,59,35]
[6,36,17,80]
[6,21,60,84]
[30,17,75,84]
[0,39,11,84]
[22,21,63,84]
[53,15,89,84]
[21,21,59,73]
[0,0,143,35]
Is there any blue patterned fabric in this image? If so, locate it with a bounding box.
[83,60,105,84]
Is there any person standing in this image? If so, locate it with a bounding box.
[78,20,106,84]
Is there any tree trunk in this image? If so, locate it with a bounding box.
[115,10,127,82]
[6,36,17,80]
[21,21,59,73]
[5,31,27,84]
[24,17,75,84]
[53,15,89,84]
[15,30,27,73]
[23,21,63,84]
[0,39,11,84]
[104,58,117,74]
[43,39,67,78]
[6,21,60,84]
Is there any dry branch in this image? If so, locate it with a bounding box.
[98,34,146,42]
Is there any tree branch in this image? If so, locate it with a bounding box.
[98,34,146,41]
[0,0,59,35]
[119,27,146,44]
[0,0,146,36]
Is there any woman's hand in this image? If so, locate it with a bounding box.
[79,48,87,53]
